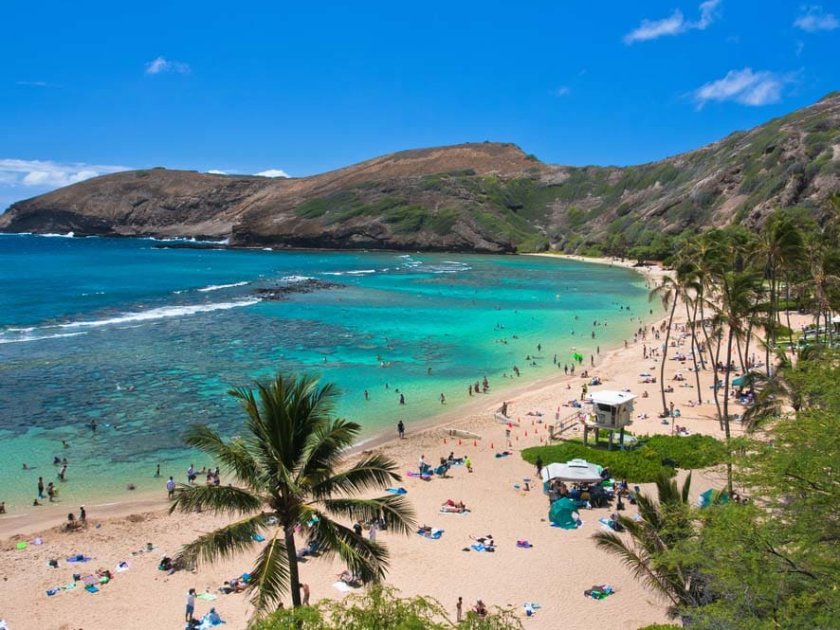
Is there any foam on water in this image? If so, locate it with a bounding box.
[197,281,250,292]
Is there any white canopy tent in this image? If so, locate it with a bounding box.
[540,458,603,484]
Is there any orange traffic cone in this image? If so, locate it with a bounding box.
[458,439,462,446]
[473,440,477,447]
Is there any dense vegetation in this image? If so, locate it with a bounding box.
[587,201,840,627]
[521,435,728,483]
[248,585,522,629]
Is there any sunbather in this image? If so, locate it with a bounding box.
[440,499,467,513]
[337,569,362,587]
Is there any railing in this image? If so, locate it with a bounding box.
[548,411,582,441]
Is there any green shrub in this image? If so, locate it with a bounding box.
[521,434,727,483]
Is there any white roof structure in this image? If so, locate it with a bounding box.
[540,458,603,483]
[590,390,637,407]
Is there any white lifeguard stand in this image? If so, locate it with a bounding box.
[583,390,636,448]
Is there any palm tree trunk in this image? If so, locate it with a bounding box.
[699,302,725,430]
[660,298,678,416]
[722,325,735,495]
[784,278,795,353]
[285,527,302,608]
[687,300,703,404]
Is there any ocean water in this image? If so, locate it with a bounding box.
[0,234,651,511]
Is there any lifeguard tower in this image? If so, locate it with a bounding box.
[583,390,636,448]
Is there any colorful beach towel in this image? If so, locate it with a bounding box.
[417,528,444,539]
[85,585,99,594]
[66,554,92,563]
[584,584,615,600]
[252,534,265,542]
[385,487,407,495]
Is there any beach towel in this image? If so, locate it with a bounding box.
[333,581,353,593]
[66,554,92,563]
[406,471,431,480]
[385,487,407,495]
[62,583,76,591]
[15,542,27,550]
[516,540,533,548]
[439,507,469,514]
[46,588,60,597]
[241,572,252,583]
[252,534,265,542]
[417,528,443,539]
[30,537,44,545]
[599,517,618,532]
[584,584,615,600]
[85,585,99,594]
[197,591,218,601]
[82,575,98,586]
[116,561,130,572]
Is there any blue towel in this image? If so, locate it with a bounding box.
[85,585,99,593]
[46,588,60,596]
[385,487,407,495]
[66,555,92,563]
[252,534,265,542]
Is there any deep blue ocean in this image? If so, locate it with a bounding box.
[0,233,650,511]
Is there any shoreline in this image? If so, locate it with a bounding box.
[0,255,664,540]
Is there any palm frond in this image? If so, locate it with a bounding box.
[169,482,264,516]
[175,513,266,567]
[592,530,680,606]
[309,453,402,500]
[182,424,262,488]
[299,418,362,484]
[248,530,290,614]
[308,513,390,584]
[317,495,416,536]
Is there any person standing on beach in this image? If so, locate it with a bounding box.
[300,583,310,606]
[364,389,369,401]
[37,476,45,499]
[456,596,463,622]
[465,456,473,473]
[79,506,86,524]
[155,464,160,477]
[440,393,446,404]
[397,420,405,439]
[399,393,405,405]
[185,588,196,622]
[167,476,176,499]
[58,464,67,481]
[535,456,543,478]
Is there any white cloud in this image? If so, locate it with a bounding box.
[624,0,721,44]
[144,56,191,75]
[693,68,790,108]
[794,5,839,32]
[554,86,571,97]
[0,159,128,189]
[255,169,290,178]
[207,169,227,175]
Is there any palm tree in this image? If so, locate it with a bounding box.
[593,472,705,618]
[170,373,416,613]
[650,274,680,418]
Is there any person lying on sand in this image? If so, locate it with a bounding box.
[440,500,468,513]
[337,570,362,586]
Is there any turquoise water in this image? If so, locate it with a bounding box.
[0,234,650,511]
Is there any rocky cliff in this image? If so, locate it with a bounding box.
[3,93,840,253]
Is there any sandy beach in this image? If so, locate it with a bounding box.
[0,257,797,630]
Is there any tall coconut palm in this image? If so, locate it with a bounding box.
[170,373,415,613]
[593,472,705,618]
[650,274,680,418]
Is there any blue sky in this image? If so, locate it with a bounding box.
[2,1,838,209]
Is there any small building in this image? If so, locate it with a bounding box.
[583,390,636,448]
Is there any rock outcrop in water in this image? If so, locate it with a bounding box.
[2,93,840,252]
[254,278,344,301]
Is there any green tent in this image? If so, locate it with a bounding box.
[549,497,580,529]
